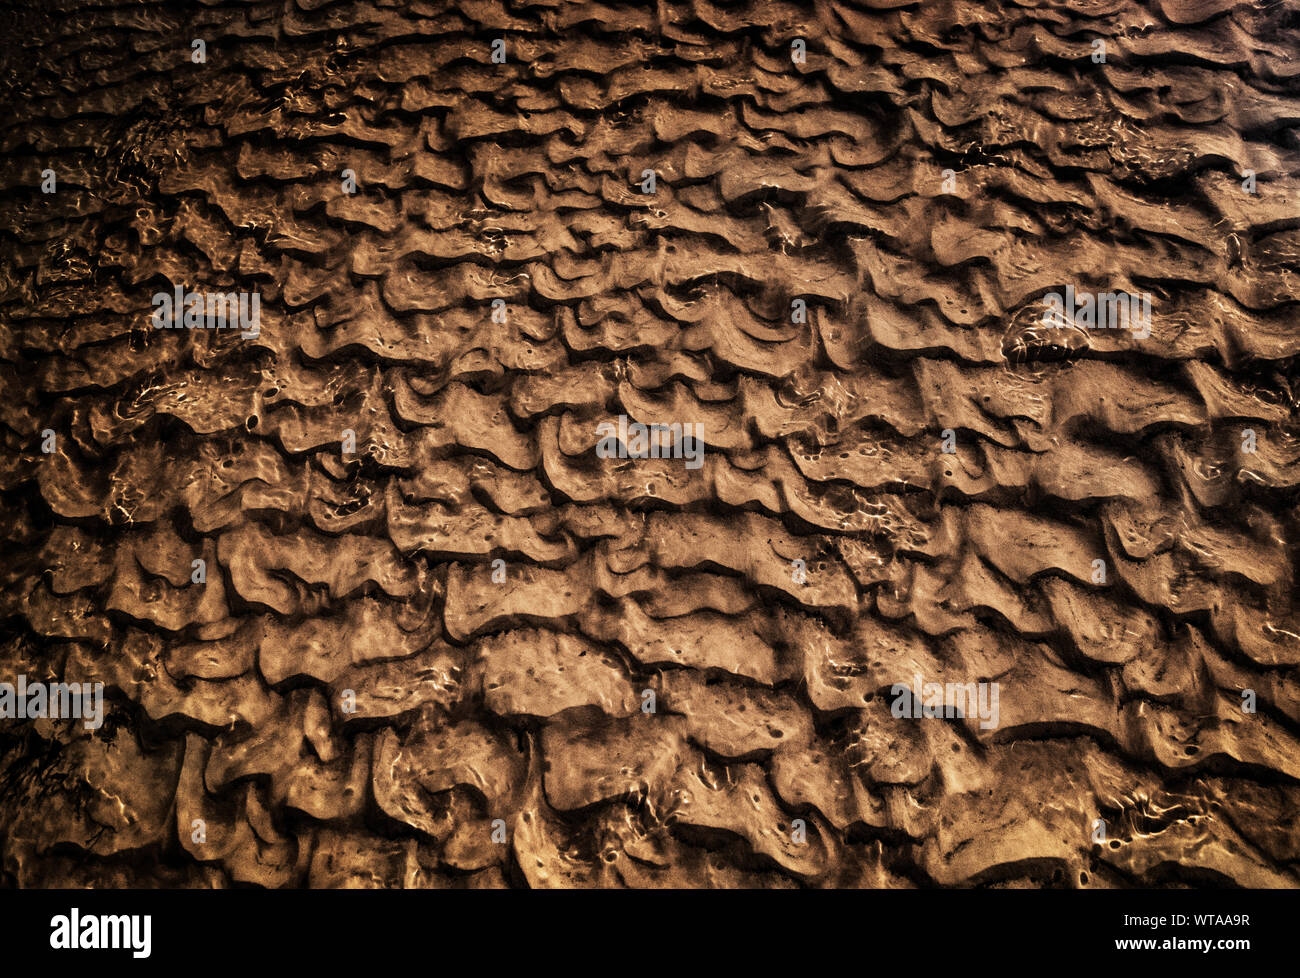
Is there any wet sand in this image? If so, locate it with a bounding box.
[1,0,1299,888]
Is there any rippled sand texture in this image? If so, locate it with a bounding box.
[2,0,1300,889]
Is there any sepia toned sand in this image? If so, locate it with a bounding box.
[1,0,1299,888]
